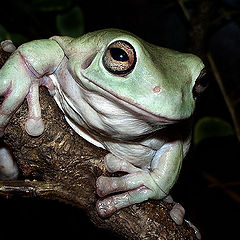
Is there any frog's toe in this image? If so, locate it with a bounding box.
[96,175,121,197]
[96,196,117,218]
[170,202,185,225]
[0,146,18,180]
[96,171,148,197]
[25,118,44,136]
[104,153,140,174]
[1,40,16,53]
[96,186,153,218]
[164,195,186,225]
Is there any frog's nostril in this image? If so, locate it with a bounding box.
[81,52,97,70]
[153,85,161,93]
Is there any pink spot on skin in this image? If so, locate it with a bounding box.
[153,85,161,93]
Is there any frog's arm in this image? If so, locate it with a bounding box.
[0,39,64,136]
[96,140,183,217]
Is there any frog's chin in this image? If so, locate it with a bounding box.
[80,73,183,124]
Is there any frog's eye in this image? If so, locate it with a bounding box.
[193,68,208,99]
[103,40,136,76]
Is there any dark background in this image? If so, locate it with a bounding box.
[0,0,240,239]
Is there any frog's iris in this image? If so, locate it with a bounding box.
[103,40,136,76]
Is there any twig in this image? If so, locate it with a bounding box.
[207,52,240,140]
[177,0,191,21]
[203,171,240,204]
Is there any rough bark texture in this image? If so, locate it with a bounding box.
[0,47,198,239]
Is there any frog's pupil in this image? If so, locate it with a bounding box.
[110,48,129,61]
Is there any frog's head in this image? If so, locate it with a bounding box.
[55,29,206,124]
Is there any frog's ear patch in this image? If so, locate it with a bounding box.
[50,36,74,56]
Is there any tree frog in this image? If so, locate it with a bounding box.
[0,29,206,218]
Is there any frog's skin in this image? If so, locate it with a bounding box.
[0,29,205,218]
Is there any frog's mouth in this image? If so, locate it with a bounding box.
[81,73,181,124]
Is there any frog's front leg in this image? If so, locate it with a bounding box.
[96,141,183,217]
[0,39,65,136]
[0,52,32,136]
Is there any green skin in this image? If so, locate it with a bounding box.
[0,29,205,218]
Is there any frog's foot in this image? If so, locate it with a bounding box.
[96,154,166,217]
[0,146,18,180]
[163,195,185,225]
[1,40,16,53]
[25,118,44,136]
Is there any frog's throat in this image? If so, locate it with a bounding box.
[65,115,106,149]
[81,73,180,124]
[49,74,106,149]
